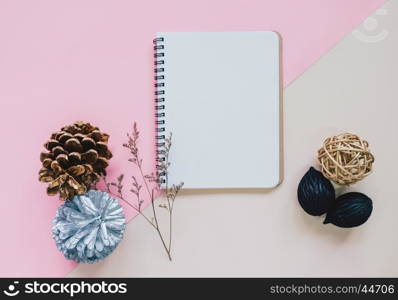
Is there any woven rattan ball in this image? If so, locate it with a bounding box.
[317,133,374,185]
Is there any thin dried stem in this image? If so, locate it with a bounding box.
[104,123,182,261]
[104,176,157,230]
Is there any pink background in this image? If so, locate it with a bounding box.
[0,0,385,277]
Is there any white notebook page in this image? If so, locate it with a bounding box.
[156,31,281,188]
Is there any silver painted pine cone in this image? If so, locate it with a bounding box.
[52,190,126,263]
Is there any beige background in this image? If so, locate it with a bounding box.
[69,0,398,277]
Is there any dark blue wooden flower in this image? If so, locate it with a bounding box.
[297,167,335,216]
[324,192,373,228]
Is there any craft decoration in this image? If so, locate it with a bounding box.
[297,167,335,216]
[39,121,113,201]
[324,192,373,228]
[52,190,126,263]
[297,132,375,228]
[317,133,374,185]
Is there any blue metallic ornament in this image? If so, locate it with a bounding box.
[52,190,126,263]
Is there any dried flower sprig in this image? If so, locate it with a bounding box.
[104,122,183,261]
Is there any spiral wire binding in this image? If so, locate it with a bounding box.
[154,37,166,184]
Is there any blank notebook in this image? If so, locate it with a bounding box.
[154,31,281,189]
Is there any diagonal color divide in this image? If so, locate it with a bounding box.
[0,0,386,276]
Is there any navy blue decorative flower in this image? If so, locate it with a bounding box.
[52,190,126,263]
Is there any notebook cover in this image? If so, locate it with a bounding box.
[155,31,281,188]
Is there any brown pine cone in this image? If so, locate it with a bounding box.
[39,121,112,201]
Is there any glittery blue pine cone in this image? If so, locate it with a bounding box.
[52,190,126,263]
